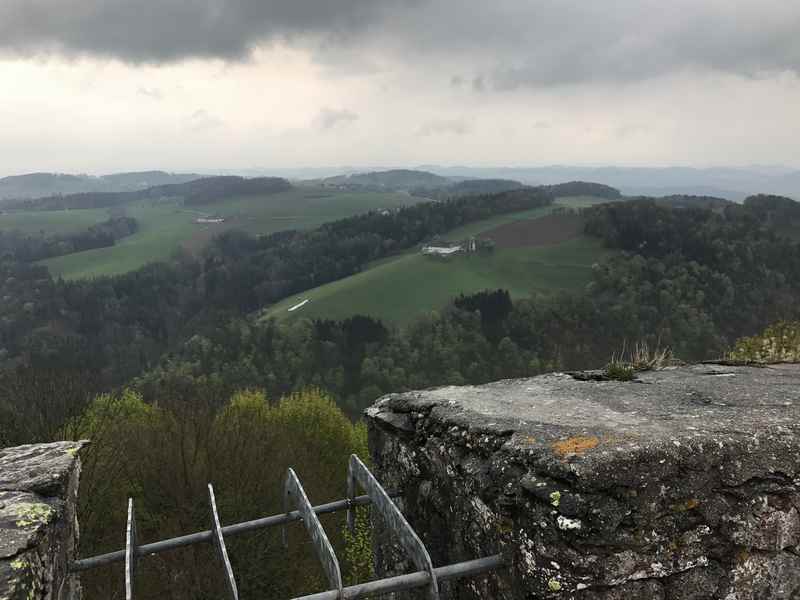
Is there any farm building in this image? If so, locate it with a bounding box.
[422,245,462,256]
[195,217,225,224]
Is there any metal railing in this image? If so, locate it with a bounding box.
[70,454,504,600]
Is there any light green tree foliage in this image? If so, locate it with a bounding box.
[210,388,370,598]
[727,321,800,363]
[76,387,370,599]
[75,390,175,599]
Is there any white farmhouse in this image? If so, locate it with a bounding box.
[421,245,462,256]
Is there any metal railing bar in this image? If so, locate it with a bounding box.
[283,469,343,598]
[208,484,239,600]
[125,499,137,600]
[347,455,439,600]
[70,493,384,573]
[288,554,505,600]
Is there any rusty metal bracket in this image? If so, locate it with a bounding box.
[125,498,138,600]
[283,468,343,599]
[208,483,239,600]
[347,454,439,600]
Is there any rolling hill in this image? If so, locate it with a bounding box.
[30,187,422,279]
[315,169,452,191]
[0,170,204,202]
[261,197,614,325]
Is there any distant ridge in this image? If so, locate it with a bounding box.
[1,176,291,211]
[315,169,452,191]
[0,170,205,202]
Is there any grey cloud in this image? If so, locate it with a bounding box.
[454,1,800,88]
[418,119,471,136]
[313,108,359,130]
[0,0,416,63]
[1,0,798,89]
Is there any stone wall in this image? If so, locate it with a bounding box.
[366,364,800,599]
[0,441,86,600]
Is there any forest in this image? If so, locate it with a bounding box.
[2,188,800,599]
[0,216,139,262]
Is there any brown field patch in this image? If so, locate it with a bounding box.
[480,213,585,249]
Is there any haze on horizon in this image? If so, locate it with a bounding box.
[1,0,799,175]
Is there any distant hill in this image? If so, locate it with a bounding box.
[650,195,733,209]
[414,165,800,201]
[317,169,451,191]
[2,176,291,211]
[743,194,800,240]
[546,181,621,199]
[0,170,205,202]
[413,178,528,200]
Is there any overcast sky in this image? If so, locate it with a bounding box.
[1,0,799,174]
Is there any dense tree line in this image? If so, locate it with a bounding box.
[0,188,554,382]
[203,187,554,311]
[412,180,622,202]
[2,192,797,394]
[411,178,527,200]
[2,176,291,210]
[545,181,622,199]
[0,216,138,262]
[131,195,800,414]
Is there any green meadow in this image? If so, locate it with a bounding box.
[0,188,419,279]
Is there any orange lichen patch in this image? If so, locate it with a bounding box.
[551,436,601,457]
[672,498,701,512]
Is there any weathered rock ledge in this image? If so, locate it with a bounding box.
[366,364,800,599]
[0,441,86,600]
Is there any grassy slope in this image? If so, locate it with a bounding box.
[32,188,417,279]
[0,208,110,235]
[262,197,613,325]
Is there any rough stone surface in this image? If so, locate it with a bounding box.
[366,364,800,599]
[0,441,87,600]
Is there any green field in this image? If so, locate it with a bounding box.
[0,191,608,281]
[0,188,418,279]
[261,197,613,325]
[0,208,111,235]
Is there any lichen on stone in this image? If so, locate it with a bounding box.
[551,436,600,457]
[14,502,54,528]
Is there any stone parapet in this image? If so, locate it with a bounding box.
[0,441,86,600]
[366,364,800,599]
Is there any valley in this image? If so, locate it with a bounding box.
[1,187,420,279]
[261,197,612,324]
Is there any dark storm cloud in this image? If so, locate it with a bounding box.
[1,0,798,88]
[0,0,413,62]
[435,1,800,88]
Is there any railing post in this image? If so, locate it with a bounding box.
[347,455,439,600]
[208,484,239,600]
[125,498,138,600]
[283,468,344,599]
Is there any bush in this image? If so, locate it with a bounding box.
[727,321,800,364]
